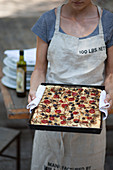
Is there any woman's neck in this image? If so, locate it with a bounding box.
[62,3,98,21]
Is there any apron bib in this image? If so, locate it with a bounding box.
[31,5,107,170]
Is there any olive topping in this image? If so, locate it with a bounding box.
[92,106,95,109]
[74,120,79,123]
[49,121,52,123]
[53,104,57,107]
[53,115,56,117]
[56,115,60,118]
[85,110,89,113]
[42,105,46,108]
[71,107,75,111]
[67,117,72,120]
[82,117,85,120]
[71,113,73,117]
[48,93,52,95]
[64,96,67,98]
[44,115,48,118]
[44,97,48,99]
[90,119,95,123]
[69,111,72,113]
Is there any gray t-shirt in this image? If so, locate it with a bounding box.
[32,8,113,48]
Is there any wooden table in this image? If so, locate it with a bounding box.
[0,62,30,119]
[0,83,30,119]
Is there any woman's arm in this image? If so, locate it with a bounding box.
[104,46,113,109]
[28,36,48,103]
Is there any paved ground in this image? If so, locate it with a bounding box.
[0,0,113,170]
[0,0,61,18]
[0,0,113,18]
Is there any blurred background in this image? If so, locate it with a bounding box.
[0,0,113,170]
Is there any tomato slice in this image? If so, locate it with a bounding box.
[41,120,48,124]
[89,100,96,104]
[87,117,93,120]
[78,104,85,108]
[72,92,78,96]
[44,100,50,104]
[91,93,96,96]
[59,100,63,103]
[66,90,71,93]
[82,121,88,123]
[78,88,83,92]
[81,96,86,100]
[49,117,54,120]
[73,111,79,115]
[53,95,59,98]
[46,109,51,113]
[73,119,79,123]
[61,121,66,124]
[55,110,61,114]
[89,109,95,113]
[68,98,74,101]
[51,88,55,92]
[60,116,66,120]
[62,104,68,108]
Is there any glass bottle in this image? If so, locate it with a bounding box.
[16,50,26,97]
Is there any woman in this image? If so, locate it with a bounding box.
[28,0,113,169]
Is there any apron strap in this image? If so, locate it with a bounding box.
[97,6,104,35]
[55,6,62,32]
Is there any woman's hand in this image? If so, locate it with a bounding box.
[104,93,113,110]
[105,73,113,110]
[28,89,37,103]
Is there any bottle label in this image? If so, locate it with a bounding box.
[16,68,25,93]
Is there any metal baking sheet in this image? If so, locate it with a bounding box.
[28,83,104,134]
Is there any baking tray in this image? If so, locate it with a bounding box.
[28,83,105,134]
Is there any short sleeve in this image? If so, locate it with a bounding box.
[31,13,48,43]
[106,26,113,48]
[102,9,113,48]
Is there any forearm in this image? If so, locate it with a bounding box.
[104,46,113,109]
[28,68,46,103]
[30,68,46,92]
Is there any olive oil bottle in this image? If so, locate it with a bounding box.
[16,50,26,97]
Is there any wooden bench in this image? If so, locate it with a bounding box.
[0,127,21,170]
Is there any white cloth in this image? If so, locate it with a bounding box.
[26,85,46,113]
[4,48,36,65]
[99,90,110,120]
[31,5,107,170]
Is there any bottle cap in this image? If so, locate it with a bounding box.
[20,50,24,56]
